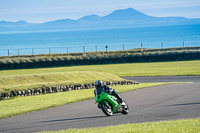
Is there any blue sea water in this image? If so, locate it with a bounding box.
[0,24,200,56]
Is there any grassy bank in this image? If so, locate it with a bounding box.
[40,118,200,133]
[0,71,124,93]
[0,60,200,77]
[0,83,174,119]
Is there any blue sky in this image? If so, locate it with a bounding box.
[0,0,200,23]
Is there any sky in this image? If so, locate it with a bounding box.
[0,0,200,23]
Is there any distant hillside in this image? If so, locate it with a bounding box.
[0,8,200,32]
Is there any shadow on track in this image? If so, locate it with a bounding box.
[38,115,109,123]
[164,102,200,106]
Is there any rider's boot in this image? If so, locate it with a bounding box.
[115,94,125,105]
[112,90,125,105]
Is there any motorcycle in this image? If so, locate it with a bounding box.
[95,91,129,116]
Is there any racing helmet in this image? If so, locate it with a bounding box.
[95,80,102,88]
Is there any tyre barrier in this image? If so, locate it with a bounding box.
[0,80,138,100]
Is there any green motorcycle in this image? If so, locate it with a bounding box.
[95,91,129,116]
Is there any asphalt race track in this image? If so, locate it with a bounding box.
[122,75,200,83]
[0,76,200,133]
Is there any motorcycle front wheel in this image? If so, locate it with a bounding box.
[121,101,129,115]
[100,102,113,116]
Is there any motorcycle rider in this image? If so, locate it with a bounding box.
[94,80,125,105]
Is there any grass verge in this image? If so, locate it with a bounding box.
[40,118,200,133]
[0,71,123,93]
[0,60,199,77]
[0,82,176,119]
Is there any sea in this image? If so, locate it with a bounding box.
[0,24,200,56]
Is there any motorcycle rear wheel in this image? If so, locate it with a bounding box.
[101,102,113,116]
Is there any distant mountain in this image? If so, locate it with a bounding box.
[0,20,33,27]
[0,8,200,32]
[78,14,101,21]
[103,8,153,20]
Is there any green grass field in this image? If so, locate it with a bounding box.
[1,60,199,93]
[0,60,199,77]
[0,83,175,119]
[0,60,199,131]
[40,118,200,133]
[0,60,199,125]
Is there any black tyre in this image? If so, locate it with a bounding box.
[101,102,113,116]
[121,101,129,115]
